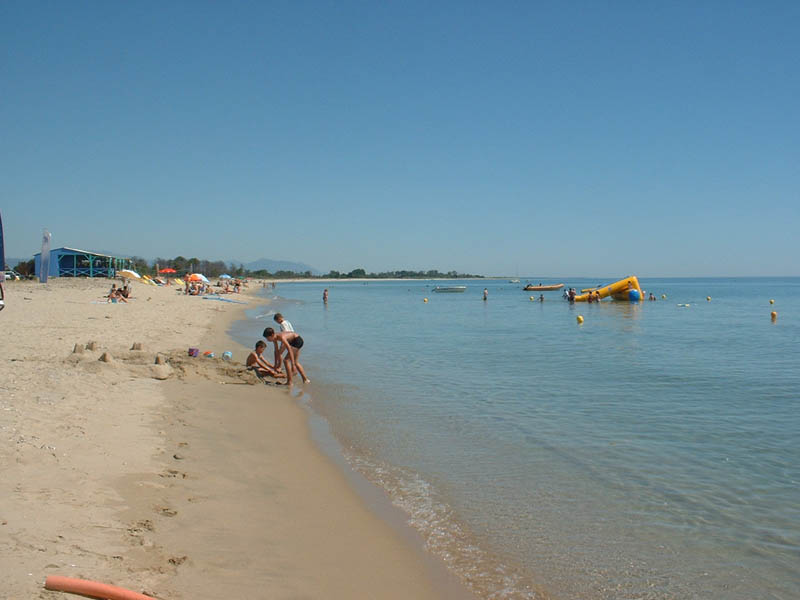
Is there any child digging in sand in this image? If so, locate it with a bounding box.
[262,327,310,385]
[246,341,286,383]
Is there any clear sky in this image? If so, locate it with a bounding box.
[2,1,798,276]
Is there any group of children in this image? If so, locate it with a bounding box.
[246,313,310,386]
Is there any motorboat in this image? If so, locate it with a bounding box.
[432,285,467,293]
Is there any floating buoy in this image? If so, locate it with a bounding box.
[770,299,775,305]
[707,296,711,301]
[530,296,535,301]
[577,315,584,324]
[771,311,777,321]
[423,298,428,303]
[661,294,667,299]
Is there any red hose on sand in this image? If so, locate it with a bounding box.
[44,575,155,600]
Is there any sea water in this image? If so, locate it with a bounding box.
[232,278,799,599]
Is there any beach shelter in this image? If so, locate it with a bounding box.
[159,267,177,274]
[118,269,141,280]
[187,273,209,283]
[219,274,232,279]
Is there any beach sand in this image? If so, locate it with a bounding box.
[0,278,471,599]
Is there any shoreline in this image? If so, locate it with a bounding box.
[242,285,544,600]
[0,278,475,599]
[192,284,477,599]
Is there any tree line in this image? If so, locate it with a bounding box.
[10,255,483,280]
[136,258,483,279]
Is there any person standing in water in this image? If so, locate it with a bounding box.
[323,288,329,304]
[273,313,294,332]
[483,288,488,301]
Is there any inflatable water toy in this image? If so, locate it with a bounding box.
[524,283,564,291]
[45,575,155,600]
[574,276,644,302]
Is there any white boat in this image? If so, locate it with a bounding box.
[432,285,467,293]
[509,279,520,283]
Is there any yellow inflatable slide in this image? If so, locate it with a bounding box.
[575,276,643,302]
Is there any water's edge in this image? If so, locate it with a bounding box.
[228,301,503,600]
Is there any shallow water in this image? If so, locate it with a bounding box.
[233,278,800,599]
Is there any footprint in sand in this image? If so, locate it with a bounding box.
[127,519,154,534]
[159,469,186,479]
[156,507,177,517]
[168,555,187,565]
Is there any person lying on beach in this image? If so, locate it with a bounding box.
[246,340,286,381]
[263,327,310,385]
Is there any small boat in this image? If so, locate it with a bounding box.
[523,283,565,291]
[509,279,520,283]
[432,285,467,293]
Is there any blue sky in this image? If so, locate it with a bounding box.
[2,1,798,276]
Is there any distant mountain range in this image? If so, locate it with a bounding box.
[240,258,321,275]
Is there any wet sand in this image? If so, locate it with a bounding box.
[0,278,470,599]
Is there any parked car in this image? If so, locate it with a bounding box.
[3,270,21,281]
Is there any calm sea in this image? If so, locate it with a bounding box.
[231,278,799,600]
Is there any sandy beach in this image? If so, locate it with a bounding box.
[0,278,471,599]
